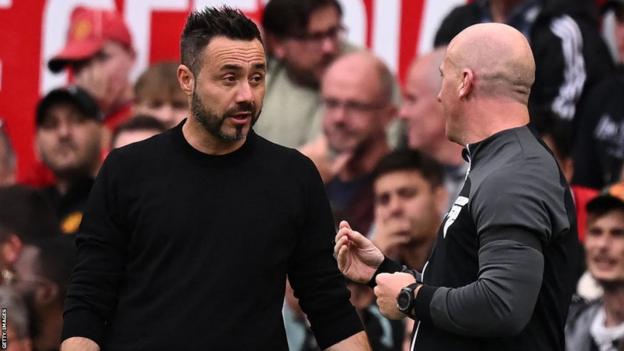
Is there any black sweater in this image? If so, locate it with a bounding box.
[62,122,362,350]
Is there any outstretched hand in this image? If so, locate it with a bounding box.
[334,220,384,283]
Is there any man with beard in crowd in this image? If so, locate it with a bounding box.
[35,86,104,235]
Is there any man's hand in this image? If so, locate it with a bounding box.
[374,272,417,320]
[334,220,384,283]
[373,217,412,258]
[299,136,352,183]
[60,337,100,351]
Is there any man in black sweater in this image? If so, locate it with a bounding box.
[335,23,580,350]
[60,7,369,351]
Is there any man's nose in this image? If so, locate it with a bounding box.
[56,120,73,137]
[236,81,254,102]
[321,36,339,55]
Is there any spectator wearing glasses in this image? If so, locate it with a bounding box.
[306,51,395,234]
[255,0,354,148]
[0,119,16,186]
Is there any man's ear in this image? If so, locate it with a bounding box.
[1,234,23,267]
[381,104,398,128]
[34,280,59,307]
[266,34,287,60]
[177,64,195,97]
[458,69,474,99]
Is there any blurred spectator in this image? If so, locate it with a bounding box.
[302,51,395,233]
[371,150,447,271]
[133,62,188,128]
[399,47,466,205]
[566,195,624,351]
[572,0,624,189]
[534,109,599,242]
[0,185,58,271]
[256,0,353,147]
[48,6,135,131]
[111,115,167,149]
[0,119,16,186]
[433,0,614,128]
[0,286,32,351]
[10,237,76,351]
[35,86,104,235]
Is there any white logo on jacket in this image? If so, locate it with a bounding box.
[443,196,469,238]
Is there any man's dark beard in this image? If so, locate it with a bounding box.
[191,91,259,142]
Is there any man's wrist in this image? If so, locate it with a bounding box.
[366,257,403,288]
[397,282,421,316]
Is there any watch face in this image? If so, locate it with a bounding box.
[397,290,410,310]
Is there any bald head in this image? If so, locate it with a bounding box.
[446,23,535,104]
[409,47,446,95]
[323,51,394,104]
[321,50,394,154]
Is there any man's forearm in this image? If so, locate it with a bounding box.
[325,331,371,351]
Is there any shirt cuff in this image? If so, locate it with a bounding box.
[413,284,439,325]
[367,256,403,287]
[62,308,105,347]
[311,306,364,349]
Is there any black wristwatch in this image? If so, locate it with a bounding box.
[397,282,420,314]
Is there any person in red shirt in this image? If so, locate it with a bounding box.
[48,6,135,132]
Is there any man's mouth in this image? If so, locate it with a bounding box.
[228,112,252,125]
[591,256,618,269]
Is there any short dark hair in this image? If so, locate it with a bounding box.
[262,0,342,38]
[586,195,624,220]
[111,115,167,147]
[0,185,59,243]
[372,149,445,188]
[180,6,262,75]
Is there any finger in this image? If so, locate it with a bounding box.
[337,245,349,270]
[346,228,371,247]
[339,220,351,230]
[334,227,350,246]
[376,272,390,285]
[334,235,348,256]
